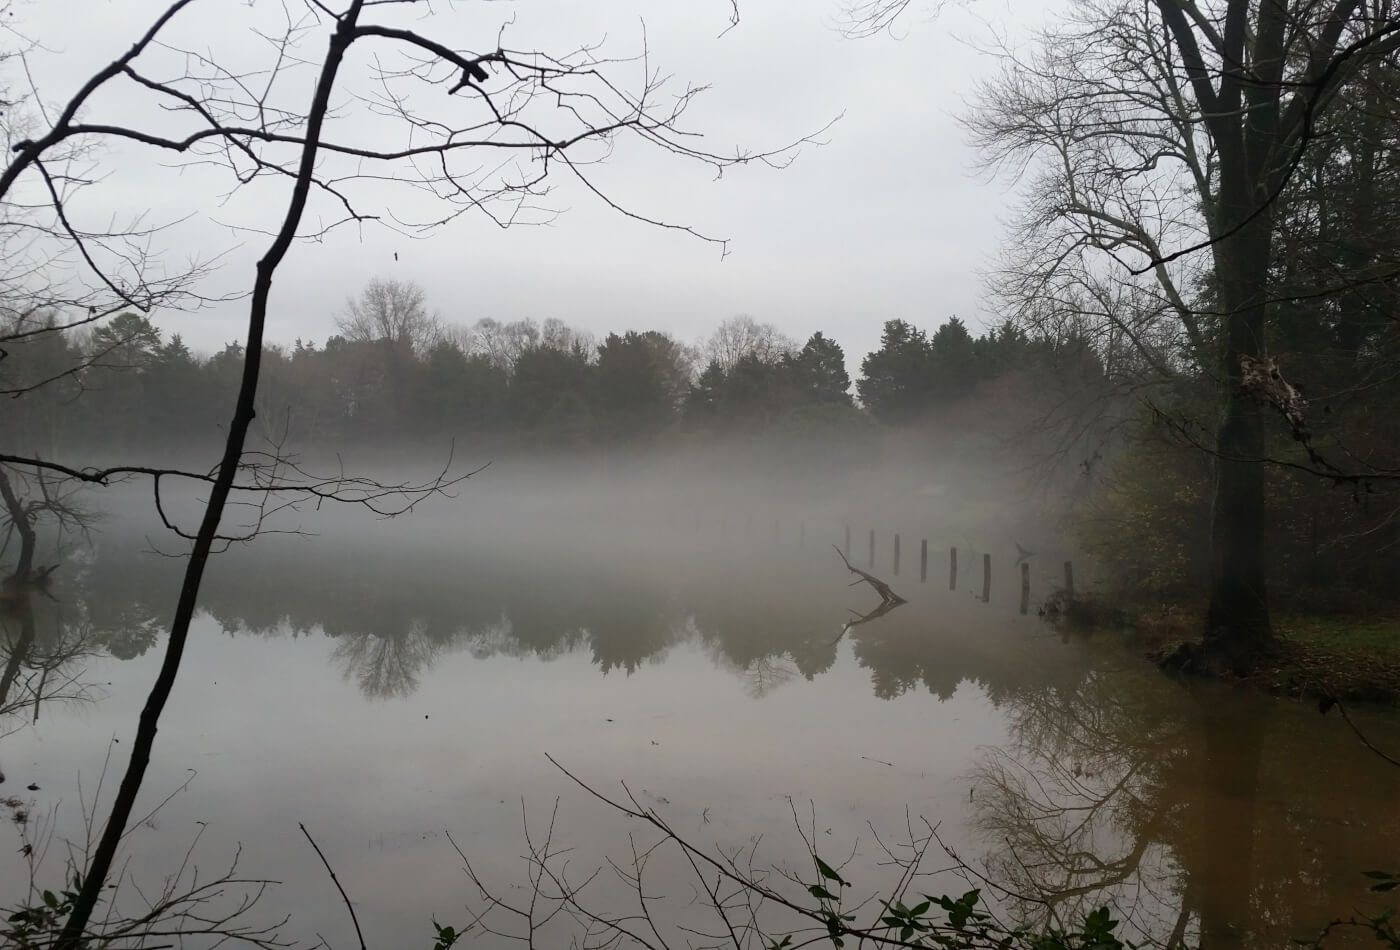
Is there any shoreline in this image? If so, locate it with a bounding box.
[1063,602,1400,706]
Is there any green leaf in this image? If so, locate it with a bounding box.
[810,885,837,902]
[1363,871,1396,880]
[815,857,848,886]
[1371,881,1400,893]
[912,901,931,918]
[42,891,58,909]
[883,916,905,928]
[901,925,914,941]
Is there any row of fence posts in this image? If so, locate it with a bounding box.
[677,511,1075,616]
[840,527,1074,616]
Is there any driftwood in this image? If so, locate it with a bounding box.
[830,545,907,644]
[832,598,905,643]
[833,544,906,606]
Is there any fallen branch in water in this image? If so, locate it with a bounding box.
[830,545,907,644]
[832,545,906,607]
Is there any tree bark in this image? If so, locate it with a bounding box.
[1204,215,1275,669]
[1157,0,1287,670]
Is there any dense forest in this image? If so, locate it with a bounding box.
[0,285,1050,456]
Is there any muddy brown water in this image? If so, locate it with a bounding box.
[2,526,1398,949]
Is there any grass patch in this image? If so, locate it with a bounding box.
[1276,614,1400,662]
[1269,614,1400,705]
[1124,607,1400,705]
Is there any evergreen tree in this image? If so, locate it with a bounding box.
[787,332,852,406]
[856,319,932,421]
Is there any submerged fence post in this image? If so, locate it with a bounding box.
[844,525,851,558]
[949,547,958,590]
[893,534,901,575]
[1064,560,1075,600]
[982,553,992,603]
[868,529,876,568]
[1020,562,1031,615]
[920,539,928,583]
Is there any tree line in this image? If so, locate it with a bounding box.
[0,278,1068,458]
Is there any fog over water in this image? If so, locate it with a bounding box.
[3,456,1399,949]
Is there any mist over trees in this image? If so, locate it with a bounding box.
[0,279,1060,458]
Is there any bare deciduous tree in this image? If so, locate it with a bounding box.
[703,314,795,373]
[923,0,1400,669]
[337,277,442,352]
[0,2,821,945]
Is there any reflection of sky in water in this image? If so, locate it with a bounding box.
[5,527,1400,949]
[1,611,1009,947]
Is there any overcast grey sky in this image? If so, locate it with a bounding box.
[13,0,1056,365]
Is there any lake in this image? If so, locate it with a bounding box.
[3,505,1399,949]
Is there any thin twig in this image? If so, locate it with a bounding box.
[300,822,367,950]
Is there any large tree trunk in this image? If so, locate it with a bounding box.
[1196,0,1287,672]
[1204,216,1276,670]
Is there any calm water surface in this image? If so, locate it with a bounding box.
[2,521,1398,949]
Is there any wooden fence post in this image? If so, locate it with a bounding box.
[982,553,992,603]
[920,539,928,583]
[844,525,851,558]
[1020,562,1030,615]
[949,547,958,590]
[868,529,876,568]
[893,534,901,575]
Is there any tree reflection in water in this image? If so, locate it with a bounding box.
[1,590,103,733]
[331,619,442,700]
[970,662,1400,950]
[14,534,1400,948]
